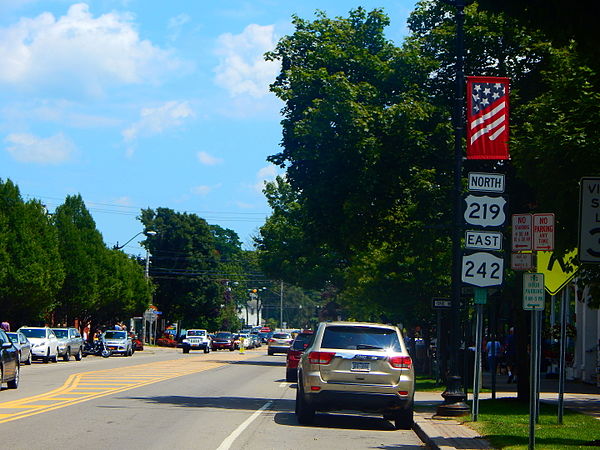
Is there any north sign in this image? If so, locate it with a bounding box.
[461,252,504,287]
[579,177,600,263]
[465,230,503,251]
[468,172,505,193]
[464,194,507,228]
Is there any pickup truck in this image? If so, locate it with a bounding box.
[181,329,211,353]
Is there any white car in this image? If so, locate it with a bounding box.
[18,327,59,363]
[182,329,211,353]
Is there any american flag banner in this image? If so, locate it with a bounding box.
[466,76,510,160]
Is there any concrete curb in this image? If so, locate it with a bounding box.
[413,411,494,450]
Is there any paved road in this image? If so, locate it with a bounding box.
[1,347,426,450]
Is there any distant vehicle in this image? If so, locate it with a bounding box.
[211,332,236,351]
[130,333,143,351]
[102,330,133,356]
[237,333,253,349]
[286,330,314,381]
[250,333,262,348]
[7,331,32,365]
[18,327,59,363]
[296,321,415,429]
[52,327,84,361]
[0,329,19,389]
[267,332,293,355]
[181,329,211,354]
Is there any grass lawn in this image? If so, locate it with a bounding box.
[415,374,445,392]
[467,398,600,449]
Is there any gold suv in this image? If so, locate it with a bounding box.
[295,321,415,429]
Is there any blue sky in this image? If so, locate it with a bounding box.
[0,0,417,255]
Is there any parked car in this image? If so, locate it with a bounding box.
[7,331,32,365]
[211,332,236,351]
[236,333,253,349]
[181,329,211,353]
[0,329,19,389]
[52,327,84,361]
[249,333,262,348]
[295,321,415,430]
[130,332,143,351]
[286,330,314,381]
[258,330,272,343]
[267,332,293,355]
[102,330,133,356]
[18,327,59,363]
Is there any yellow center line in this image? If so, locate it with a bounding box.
[0,356,237,424]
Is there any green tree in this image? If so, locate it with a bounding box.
[0,179,64,325]
[53,194,106,325]
[140,207,221,328]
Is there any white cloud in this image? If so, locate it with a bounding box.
[122,101,194,155]
[214,23,280,98]
[167,13,190,42]
[113,196,133,206]
[0,3,182,96]
[253,164,278,193]
[197,151,223,166]
[4,132,74,164]
[191,183,221,196]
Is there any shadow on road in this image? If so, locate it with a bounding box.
[232,360,286,367]
[274,410,399,432]
[123,395,294,412]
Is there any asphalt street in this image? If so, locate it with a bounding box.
[0,347,426,450]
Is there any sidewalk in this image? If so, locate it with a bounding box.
[412,372,600,450]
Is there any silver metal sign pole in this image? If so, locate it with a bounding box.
[558,288,567,424]
[529,310,537,450]
[472,303,483,421]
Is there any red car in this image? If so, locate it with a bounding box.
[286,330,314,381]
[211,332,236,351]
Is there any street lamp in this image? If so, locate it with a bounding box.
[113,230,157,279]
[437,0,470,417]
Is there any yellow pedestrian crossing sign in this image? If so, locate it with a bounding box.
[536,249,578,295]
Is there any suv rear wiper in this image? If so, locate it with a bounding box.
[356,344,384,350]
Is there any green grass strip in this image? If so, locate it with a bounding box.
[467,398,600,449]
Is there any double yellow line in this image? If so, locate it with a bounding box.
[0,356,224,423]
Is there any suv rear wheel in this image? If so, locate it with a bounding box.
[295,377,315,425]
[393,406,413,430]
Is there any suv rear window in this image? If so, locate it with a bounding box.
[321,326,401,351]
[291,333,314,351]
[187,330,206,337]
[273,333,291,339]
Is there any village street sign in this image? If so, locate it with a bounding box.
[579,177,600,263]
[465,230,503,251]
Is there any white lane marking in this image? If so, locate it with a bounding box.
[216,401,272,450]
[279,382,288,388]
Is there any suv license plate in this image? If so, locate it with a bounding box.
[351,361,371,372]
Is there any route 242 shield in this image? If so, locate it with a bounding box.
[461,252,504,287]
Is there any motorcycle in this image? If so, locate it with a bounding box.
[82,340,112,358]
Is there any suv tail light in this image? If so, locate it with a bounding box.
[389,355,412,369]
[268,338,275,343]
[308,351,335,365]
